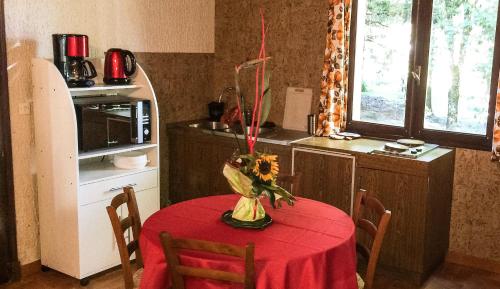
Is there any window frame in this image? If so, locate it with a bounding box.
[347,0,500,150]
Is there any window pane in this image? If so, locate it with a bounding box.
[352,0,413,126]
[424,0,498,134]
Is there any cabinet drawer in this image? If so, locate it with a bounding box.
[79,169,158,205]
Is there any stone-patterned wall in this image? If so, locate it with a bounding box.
[449,148,500,262]
[135,53,214,206]
[214,0,326,125]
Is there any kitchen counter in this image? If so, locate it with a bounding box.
[168,120,453,163]
[168,120,310,146]
[293,136,453,163]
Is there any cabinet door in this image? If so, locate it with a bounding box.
[210,143,237,196]
[292,148,355,214]
[169,134,214,202]
[256,142,292,176]
[79,200,121,277]
[135,187,160,224]
[356,167,427,273]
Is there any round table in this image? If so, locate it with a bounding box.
[139,195,358,289]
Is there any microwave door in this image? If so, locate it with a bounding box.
[107,117,131,147]
[79,106,109,151]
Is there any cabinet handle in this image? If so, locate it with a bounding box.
[108,183,138,192]
[411,65,421,86]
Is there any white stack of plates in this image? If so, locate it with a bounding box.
[113,151,148,169]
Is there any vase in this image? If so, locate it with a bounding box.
[231,195,266,222]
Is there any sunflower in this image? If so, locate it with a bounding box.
[252,154,279,182]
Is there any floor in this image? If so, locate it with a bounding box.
[0,263,499,289]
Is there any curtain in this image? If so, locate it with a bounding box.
[316,0,352,136]
[493,72,500,161]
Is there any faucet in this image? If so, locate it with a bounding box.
[218,87,235,103]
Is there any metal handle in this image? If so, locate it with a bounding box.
[108,183,137,192]
[411,66,421,85]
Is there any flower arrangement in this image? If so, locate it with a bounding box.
[222,9,295,223]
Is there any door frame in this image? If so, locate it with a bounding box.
[0,0,20,282]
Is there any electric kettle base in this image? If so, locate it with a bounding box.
[103,78,132,85]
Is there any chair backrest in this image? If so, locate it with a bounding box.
[277,172,302,196]
[106,186,143,289]
[352,189,392,289]
[159,232,255,289]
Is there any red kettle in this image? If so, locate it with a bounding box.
[103,48,136,85]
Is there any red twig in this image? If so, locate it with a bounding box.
[231,8,268,154]
[252,8,266,151]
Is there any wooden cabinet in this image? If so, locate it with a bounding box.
[167,130,455,284]
[168,129,233,203]
[355,152,455,283]
[291,138,454,284]
[168,128,292,203]
[292,147,354,214]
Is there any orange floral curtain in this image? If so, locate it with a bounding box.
[316,0,351,136]
[493,72,500,160]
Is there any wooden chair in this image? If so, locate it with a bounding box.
[277,172,302,196]
[159,231,255,289]
[106,186,144,289]
[352,189,392,289]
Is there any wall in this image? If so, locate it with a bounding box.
[5,0,214,265]
[135,53,214,206]
[214,0,326,125]
[449,149,500,262]
[214,0,500,264]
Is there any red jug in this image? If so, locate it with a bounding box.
[103,48,136,85]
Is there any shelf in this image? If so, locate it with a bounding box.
[78,143,158,160]
[69,84,141,95]
[79,161,157,185]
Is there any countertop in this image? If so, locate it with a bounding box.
[293,136,454,163]
[168,120,454,163]
[168,120,311,145]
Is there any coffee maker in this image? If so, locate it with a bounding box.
[52,34,97,88]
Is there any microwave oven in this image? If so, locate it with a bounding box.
[74,95,151,152]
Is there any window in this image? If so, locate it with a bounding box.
[349,0,500,149]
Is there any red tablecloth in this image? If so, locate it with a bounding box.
[139,195,357,289]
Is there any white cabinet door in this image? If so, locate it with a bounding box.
[78,200,121,278]
[136,187,160,224]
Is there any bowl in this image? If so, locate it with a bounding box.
[113,151,148,169]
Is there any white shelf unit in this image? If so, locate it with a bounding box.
[32,58,160,281]
[78,143,158,160]
[68,83,141,92]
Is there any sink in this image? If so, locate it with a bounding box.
[189,121,229,131]
[189,121,274,135]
